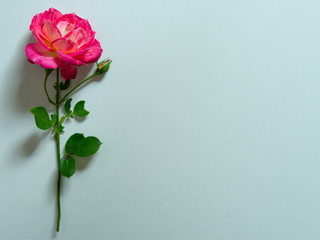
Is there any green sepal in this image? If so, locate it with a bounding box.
[45,69,53,76]
[74,100,89,117]
[51,114,58,125]
[54,79,70,91]
[59,155,76,178]
[59,124,65,133]
[60,79,70,90]
[30,107,52,130]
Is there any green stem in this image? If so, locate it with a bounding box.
[55,68,62,232]
[59,72,99,103]
[44,71,55,105]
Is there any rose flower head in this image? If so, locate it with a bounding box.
[25,8,102,80]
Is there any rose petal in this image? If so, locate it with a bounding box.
[30,8,62,31]
[77,31,95,51]
[31,29,53,50]
[30,8,63,50]
[30,21,52,50]
[75,19,92,36]
[76,39,102,63]
[59,61,77,80]
[57,50,83,66]
[42,8,63,22]
[42,20,61,42]
[51,38,77,53]
[65,28,88,48]
[54,14,79,36]
[68,47,90,58]
[25,43,61,69]
[75,19,95,48]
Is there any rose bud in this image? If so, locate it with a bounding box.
[96,59,112,74]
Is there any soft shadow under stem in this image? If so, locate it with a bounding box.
[54,68,62,232]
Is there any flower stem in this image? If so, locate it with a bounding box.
[59,72,99,103]
[55,68,62,232]
[44,70,55,105]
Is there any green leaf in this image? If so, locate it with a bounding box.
[65,133,84,155]
[65,133,102,157]
[73,136,102,157]
[30,107,52,130]
[64,98,72,114]
[59,155,76,178]
[74,100,89,117]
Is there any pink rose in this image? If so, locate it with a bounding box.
[25,8,102,80]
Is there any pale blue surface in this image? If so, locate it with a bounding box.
[0,0,320,239]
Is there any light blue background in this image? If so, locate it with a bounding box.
[0,0,320,239]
